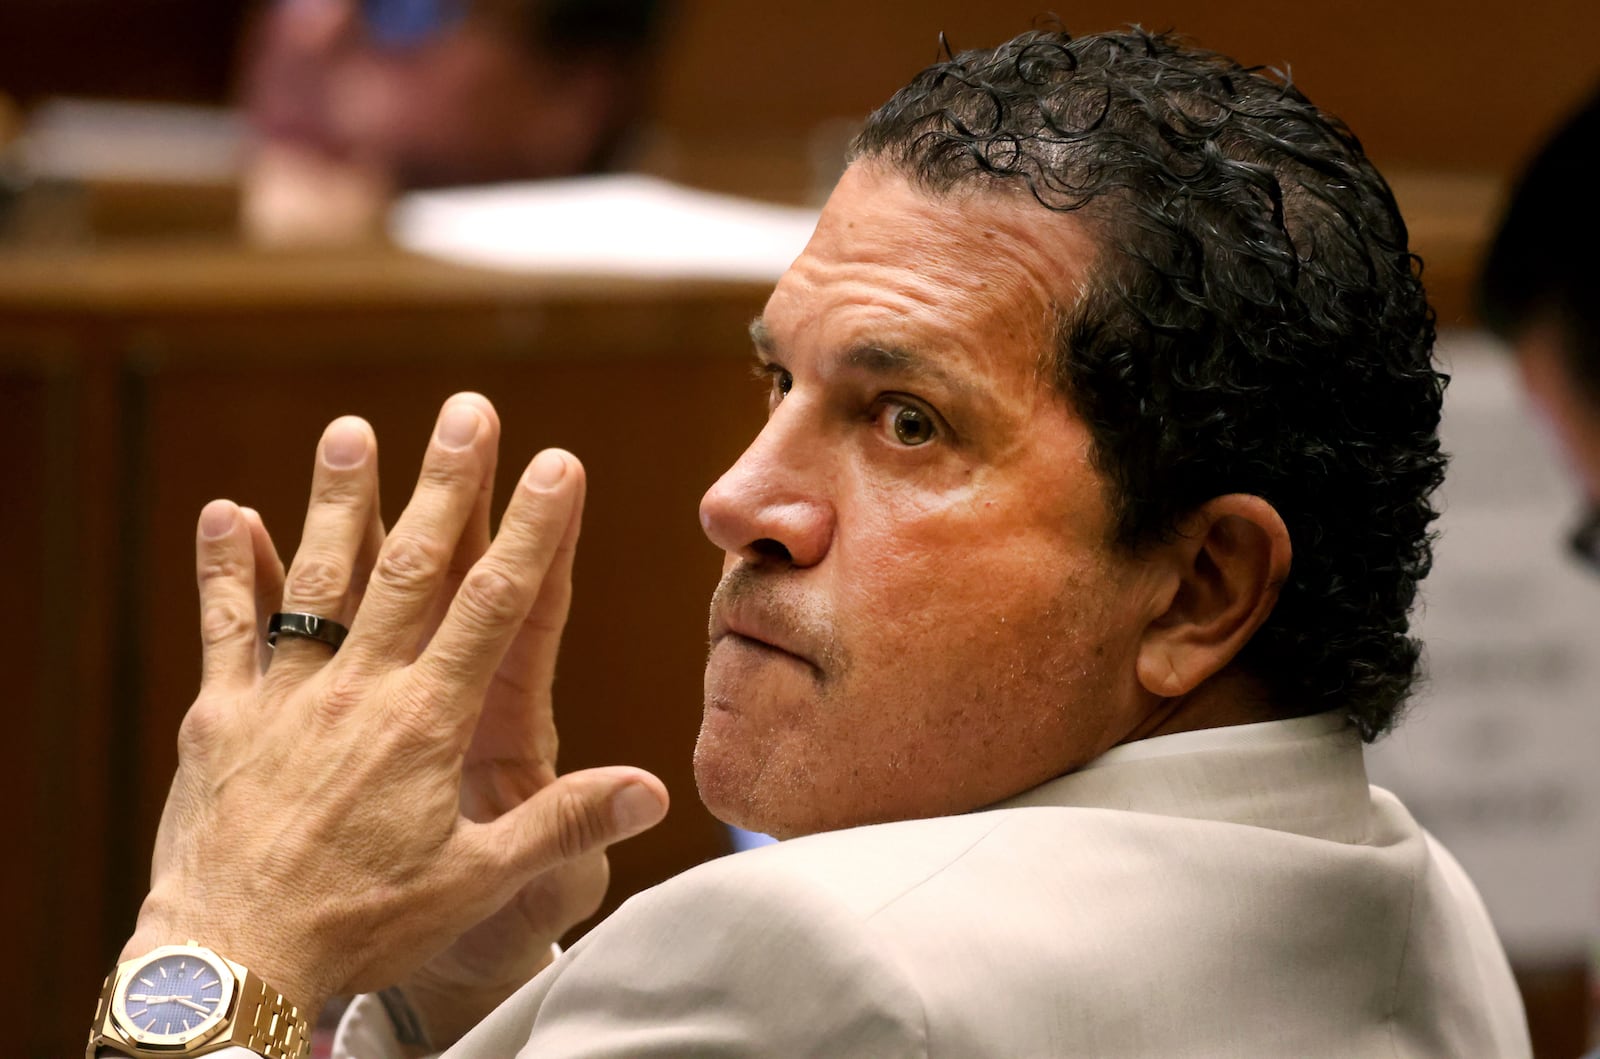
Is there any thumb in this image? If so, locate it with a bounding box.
[478,767,669,877]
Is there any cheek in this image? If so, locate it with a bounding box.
[841,479,1087,621]
[837,508,1092,688]
[836,486,1136,703]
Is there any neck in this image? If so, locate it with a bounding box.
[1119,668,1283,747]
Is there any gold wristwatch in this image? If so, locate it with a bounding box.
[87,942,311,1058]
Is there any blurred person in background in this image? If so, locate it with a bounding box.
[240,0,666,240]
[1480,79,1600,1059]
[1480,84,1600,573]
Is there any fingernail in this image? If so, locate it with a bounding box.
[436,403,482,450]
[525,450,567,489]
[321,417,368,468]
[200,501,236,540]
[611,784,663,835]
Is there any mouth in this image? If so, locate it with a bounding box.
[706,634,824,703]
[707,567,836,682]
[718,630,810,663]
[709,612,823,680]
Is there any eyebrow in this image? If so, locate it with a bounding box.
[749,317,775,356]
[748,317,985,407]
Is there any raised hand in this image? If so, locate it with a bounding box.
[123,394,669,1029]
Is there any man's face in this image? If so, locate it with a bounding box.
[695,164,1165,838]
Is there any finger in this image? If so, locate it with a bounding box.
[241,506,285,673]
[468,471,585,769]
[462,768,668,882]
[270,416,378,680]
[409,450,580,726]
[342,395,497,668]
[195,500,263,692]
[344,485,386,619]
[423,394,501,652]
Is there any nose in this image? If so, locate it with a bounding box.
[699,408,834,568]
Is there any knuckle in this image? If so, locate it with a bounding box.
[372,535,448,595]
[284,556,348,606]
[200,599,255,650]
[419,454,473,492]
[384,679,451,744]
[198,553,249,585]
[520,609,565,639]
[455,565,525,628]
[176,700,225,758]
[553,787,609,862]
[313,472,368,506]
[317,668,370,717]
[488,666,537,703]
[387,708,441,753]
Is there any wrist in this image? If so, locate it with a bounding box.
[91,940,314,1059]
[118,920,328,1027]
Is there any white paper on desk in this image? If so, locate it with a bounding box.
[390,174,821,282]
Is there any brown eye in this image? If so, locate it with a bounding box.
[763,368,793,410]
[891,405,935,446]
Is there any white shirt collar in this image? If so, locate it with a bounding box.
[1081,709,1349,772]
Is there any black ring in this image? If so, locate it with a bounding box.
[268,612,349,651]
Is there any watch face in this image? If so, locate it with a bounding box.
[110,946,235,1048]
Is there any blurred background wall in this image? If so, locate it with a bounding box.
[3,2,1598,1056]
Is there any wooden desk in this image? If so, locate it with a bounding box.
[0,241,769,1055]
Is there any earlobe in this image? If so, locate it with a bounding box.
[1136,647,1187,697]
[1135,495,1292,699]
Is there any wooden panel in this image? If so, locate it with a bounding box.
[0,358,65,1044]
[0,321,128,1057]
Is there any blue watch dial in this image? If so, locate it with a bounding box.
[114,949,232,1043]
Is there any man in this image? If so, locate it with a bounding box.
[89,29,1530,1058]
[1480,84,1600,571]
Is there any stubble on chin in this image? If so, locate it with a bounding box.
[697,564,848,835]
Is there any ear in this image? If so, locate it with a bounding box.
[1135,495,1292,699]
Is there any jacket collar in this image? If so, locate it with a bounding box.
[992,711,1372,844]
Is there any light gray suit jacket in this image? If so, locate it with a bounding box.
[331,713,1530,1057]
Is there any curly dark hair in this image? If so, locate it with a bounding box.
[852,28,1445,740]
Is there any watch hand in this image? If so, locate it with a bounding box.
[174,997,213,1014]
